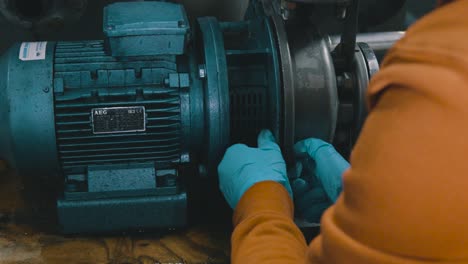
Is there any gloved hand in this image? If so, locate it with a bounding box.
[292,138,350,222]
[292,176,332,223]
[218,130,293,209]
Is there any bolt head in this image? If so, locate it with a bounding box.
[198,65,206,78]
[199,69,206,78]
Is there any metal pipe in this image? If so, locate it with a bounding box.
[329,31,405,52]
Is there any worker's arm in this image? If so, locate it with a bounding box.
[223,134,349,263]
[218,130,309,263]
[232,182,308,263]
[309,1,468,262]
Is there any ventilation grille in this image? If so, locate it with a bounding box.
[228,63,269,145]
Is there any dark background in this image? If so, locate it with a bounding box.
[0,0,437,54]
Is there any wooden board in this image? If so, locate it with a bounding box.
[0,166,231,264]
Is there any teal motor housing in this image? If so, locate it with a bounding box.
[0,1,282,233]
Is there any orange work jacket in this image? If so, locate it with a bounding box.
[232,1,468,263]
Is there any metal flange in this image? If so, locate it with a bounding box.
[197,17,230,172]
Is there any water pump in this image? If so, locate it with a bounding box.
[0,0,397,233]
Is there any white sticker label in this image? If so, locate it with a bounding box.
[19,42,47,61]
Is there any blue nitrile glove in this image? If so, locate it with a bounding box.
[294,138,350,202]
[292,139,350,223]
[218,130,293,209]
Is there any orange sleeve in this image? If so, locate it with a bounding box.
[232,181,308,263]
[309,1,468,263]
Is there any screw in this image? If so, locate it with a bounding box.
[198,65,206,79]
[43,86,50,93]
[180,152,190,163]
